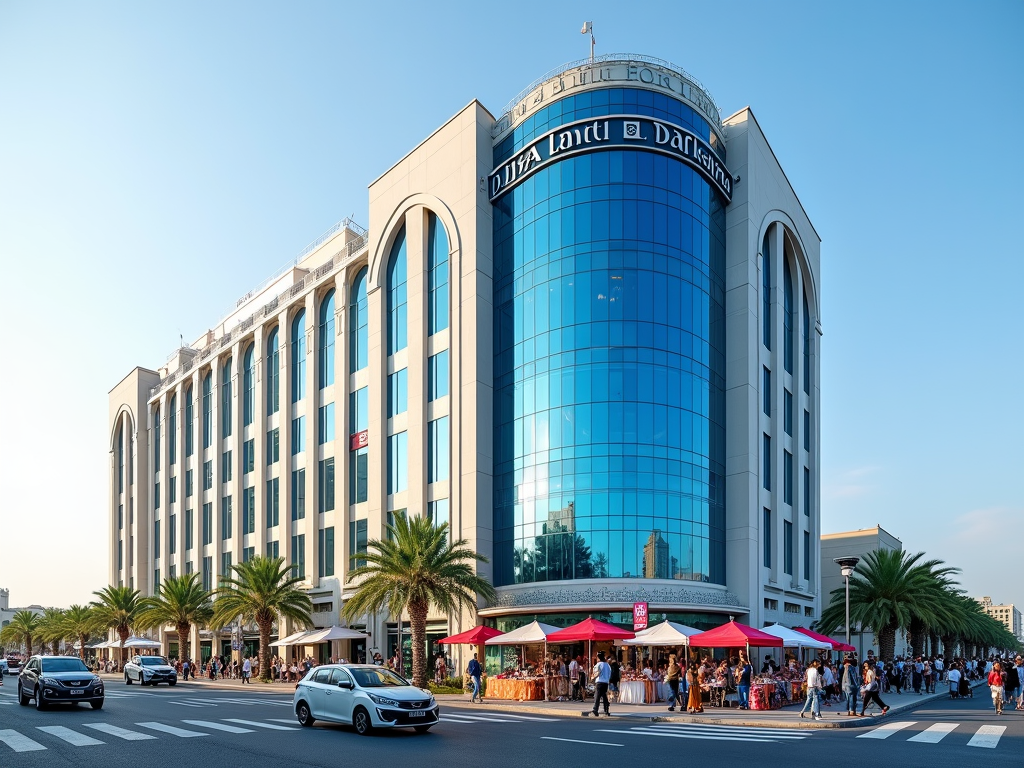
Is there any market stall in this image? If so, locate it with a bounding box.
[483,621,560,700]
[793,627,856,653]
[688,621,786,710]
[618,621,699,703]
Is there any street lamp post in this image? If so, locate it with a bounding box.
[834,557,861,648]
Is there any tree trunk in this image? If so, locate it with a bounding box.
[25,633,33,657]
[177,622,192,664]
[119,625,130,666]
[79,634,88,661]
[877,624,897,662]
[258,619,272,682]
[408,599,429,689]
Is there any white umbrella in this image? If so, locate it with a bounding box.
[123,636,162,649]
[622,620,700,646]
[269,630,318,648]
[484,621,560,645]
[760,623,831,650]
[303,626,369,643]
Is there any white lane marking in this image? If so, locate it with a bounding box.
[857,721,916,739]
[906,723,958,743]
[477,713,559,722]
[82,723,157,741]
[266,719,304,725]
[0,729,48,752]
[437,713,517,722]
[181,720,254,733]
[222,718,299,731]
[168,701,215,708]
[595,728,778,743]
[651,724,812,736]
[966,725,1005,749]
[36,726,105,746]
[136,722,209,738]
[541,736,623,747]
[648,726,809,740]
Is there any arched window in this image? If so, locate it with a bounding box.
[762,227,771,350]
[387,226,408,355]
[185,385,194,457]
[169,394,177,466]
[291,310,306,402]
[802,289,811,395]
[427,213,449,335]
[154,406,161,469]
[202,373,213,449]
[783,253,794,374]
[221,356,233,436]
[318,289,335,389]
[266,328,280,415]
[349,267,368,373]
[243,344,255,426]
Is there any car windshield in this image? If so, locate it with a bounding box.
[350,668,409,687]
[40,658,90,673]
[140,657,169,666]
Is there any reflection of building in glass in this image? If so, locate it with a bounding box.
[643,531,670,580]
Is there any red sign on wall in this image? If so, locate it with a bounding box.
[633,602,649,632]
[350,430,368,451]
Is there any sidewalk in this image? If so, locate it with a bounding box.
[98,672,294,694]
[434,680,985,730]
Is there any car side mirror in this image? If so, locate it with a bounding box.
[338,680,353,689]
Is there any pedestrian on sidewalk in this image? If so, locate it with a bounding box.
[1002,661,1019,709]
[988,662,1006,715]
[242,656,251,684]
[467,653,482,703]
[735,652,752,710]
[686,662,703,713]
[568,656,581,701]
[608,652,620,704]
[1013,657,1024,711]
[859,662,889,717]
[800,659,823,720]
[841,657,859,715]
[591,651,611,717]
[666,654,683,711]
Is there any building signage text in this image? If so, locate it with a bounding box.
[633,601,649,632]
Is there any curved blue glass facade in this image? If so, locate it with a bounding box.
[492,87,726,588]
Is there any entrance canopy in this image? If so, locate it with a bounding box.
[484,621,560,645]
[761,624,832,650]
[304,626,370,643]
[622,620,699,646]
[794,627,856,652]
[688,620,784,648]
[546,618,635,643]
[270,629,317,647]
[440,625,504,645]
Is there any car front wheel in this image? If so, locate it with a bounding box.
[34,686,46,710]
[91,699,103,710]
[296,701,315,727]
[414,725,433,734]
[17,683,29,706]
[125,673,132,685]
[352,706,373,735]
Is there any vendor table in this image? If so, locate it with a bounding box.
[618,680,645,704]
[486,677,544,701]
[749,681,785,710]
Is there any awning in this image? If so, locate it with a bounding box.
[440,626,504,645]
[269,630,318,647]
[123,636,162,649]
[547,618,635,643]
[484,621,561,645]
[794,627,856,652]
[688,620,784,648]
[622,620,700,646]
[760,623,832,650]
[303,626,370,643]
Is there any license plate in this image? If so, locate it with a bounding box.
[408,711,425,717]
[70,689,84,695]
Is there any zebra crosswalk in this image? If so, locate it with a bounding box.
[439,711,560,725]
[856,721,1006,748]
[0,717,302,753]
[167,696,293,708]
[593,723,818,743]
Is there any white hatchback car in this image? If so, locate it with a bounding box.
[293,664,438,735]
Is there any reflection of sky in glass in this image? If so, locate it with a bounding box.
[492,88,726,588]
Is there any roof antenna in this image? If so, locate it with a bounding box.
[581,22,595,62]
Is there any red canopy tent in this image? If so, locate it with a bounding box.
[794,627,856,653]
[688,620,784,650]
[547,618,636,643]
[439,626,504,645]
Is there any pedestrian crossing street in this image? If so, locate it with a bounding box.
[0,717,305,752]
[856,721,1006,748]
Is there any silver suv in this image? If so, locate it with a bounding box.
[123,655,178,686]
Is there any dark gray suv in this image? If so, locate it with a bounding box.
[19,655,104,710]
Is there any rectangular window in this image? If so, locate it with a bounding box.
[203,460,213,490]
[387,368,408,418]
[318,403,335,444]
[318,458,335,513]
[427,498,449,529]
[291,534,305,579]
[387,431,408,494]
[762,434,771,491]
[350,448,368,506]
[784,520,793,575]
[220,552,232,586]
[266,477,280,528]
[202,556,212,592]
[154,568,160,588]
[154,481,161,510]
[169,478,176,504]
[243,486,255,534]
[292,468,305,520]
[318,526,335,578]
[428,350,449,401]
[266,540,279,559]
[221,450,232,482]
[267,427,280,465]
[185,469,194,498]
[243,546,255,563]
[349,519,367,569]
[118,504,123,531]
[185,508,194,551]
[387,510,401,542]
[153,520,161,557]
[803,410,810,452]
[118,539,123,570]
[784,451,793,505]
[803,467,811,517]
[169,514,177,555]
[803,530,811,580]
[291,416,305,455]
[763,508,772,568]
[762,366,771,417]
[185,560,193,575]
[243,439,255,474]
[350,387,368,433]
[202,503,212,545]
[220,495,233,540]
[784,390,793,436]
[427,417,449,483]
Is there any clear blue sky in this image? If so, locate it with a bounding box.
[1,1,1020,610]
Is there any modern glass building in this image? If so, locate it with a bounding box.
[109,54,820,665]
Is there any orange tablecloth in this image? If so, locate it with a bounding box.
[486,677,544,701]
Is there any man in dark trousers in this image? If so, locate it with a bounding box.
[591,651,611,717]
[468,653,483,703]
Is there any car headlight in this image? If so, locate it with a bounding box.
[41,677,58,686]
[368,693,400,707]
[92,675,102,684]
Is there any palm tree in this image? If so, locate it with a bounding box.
[211,556,313,683]
[61,605,100,661]
[137,574,213,664]
[0,610,40,656]
[36,608,68,655]
[91,585,143,665]
[342,513,496,689]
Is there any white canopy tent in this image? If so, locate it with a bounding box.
[303,626,369,643]
[760,624,832,650]
[269,629,318,648]
[123,636,163,649]
[483,621,560,645]
[621,621,700,646]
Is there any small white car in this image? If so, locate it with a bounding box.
[123,655,178,686]
[293,664,438,735]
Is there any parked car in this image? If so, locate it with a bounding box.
[0,659,8,676]
[5,657,22,675]
[18,655,104,710]
[293,664,438,735]
[123,655,178,686]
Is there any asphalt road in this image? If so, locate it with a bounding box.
[0,674,1020,767]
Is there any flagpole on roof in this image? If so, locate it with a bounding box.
[581,22,595,62]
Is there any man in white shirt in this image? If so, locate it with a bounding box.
[591,652,611,717]
[799,660,823,721]
[241,656,252,684]
[568,657,580,701]
[947,665,962,697]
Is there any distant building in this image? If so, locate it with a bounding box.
[643,531,670,580]
[819,526,910,659]
[977,596,1022,641]
[0,592,46,652]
